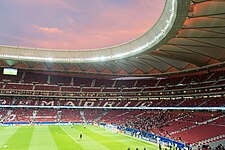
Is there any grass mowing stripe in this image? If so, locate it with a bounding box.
[79,125,130,150]
[0,125,159,150]
[62,125,110,150]
[0,126,5,131]
[92,126,158,148]
[28,126,58,150]
[117,130,160,148]
[60,126,79,144]
[49,125,84,150]
[87,125,158,150]
[0,126,21,148]
[0,126,6,133]
[3,126,34,150]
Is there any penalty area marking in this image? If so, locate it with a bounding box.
[60,126,79,144]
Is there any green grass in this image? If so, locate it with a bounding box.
[0,125,159,150]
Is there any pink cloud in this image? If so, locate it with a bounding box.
[0,0,165,50]
[34,26,63,34]
[25,28,148,50]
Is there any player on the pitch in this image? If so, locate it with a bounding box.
[71,122,74,128]
[80,132,83,140]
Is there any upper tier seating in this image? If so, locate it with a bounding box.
[0,70,225,96]
[50,75,71,85]
[24,72,48,84]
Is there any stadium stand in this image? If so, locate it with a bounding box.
[0,106,224,146]
[0,0,225,149]
[0,70,225,101]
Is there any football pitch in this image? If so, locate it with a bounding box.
[0,125,159,150]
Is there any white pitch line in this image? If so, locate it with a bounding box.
[60,126,79,144]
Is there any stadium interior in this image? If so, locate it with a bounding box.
[0,0,225,150]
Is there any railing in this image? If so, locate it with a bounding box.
[193,134,225,148]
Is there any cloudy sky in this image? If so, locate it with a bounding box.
[0,0,165,50]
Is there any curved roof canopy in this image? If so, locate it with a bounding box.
[0,0,177,63]
[0,0,225,76]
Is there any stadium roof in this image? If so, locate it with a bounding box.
[0,0,225,76]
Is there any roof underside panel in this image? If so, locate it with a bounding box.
[192,0,207,3]
[191,1,225,17]
[116,60,137,74]
[183,18,225,29]
[150,51,189,70]
[139,55,171,72]
[157,45,212,66]
[126,58,154,74]
[178,29,225,38]
[91,63,106,72]
[104,62,123,73]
